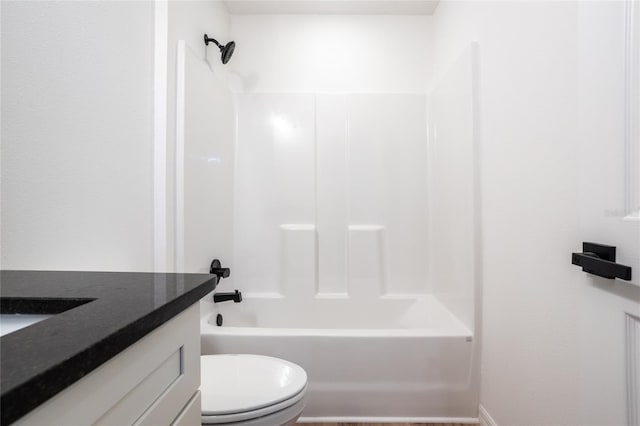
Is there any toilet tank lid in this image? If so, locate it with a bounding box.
[200,354,308,415]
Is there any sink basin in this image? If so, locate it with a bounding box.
[0,314,52,337]
[0,296,95,337]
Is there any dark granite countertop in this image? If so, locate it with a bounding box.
[0,270,217,425]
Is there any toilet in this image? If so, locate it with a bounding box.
[200,354,308,425]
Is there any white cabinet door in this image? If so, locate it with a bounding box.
[171,391,201,426]
[577,1,640,424]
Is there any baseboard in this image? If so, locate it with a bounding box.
[298,416,479,424]
[479,404,498,426]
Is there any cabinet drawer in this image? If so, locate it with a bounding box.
[97,347,183,425]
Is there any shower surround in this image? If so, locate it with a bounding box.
[200,78,479,421]
[194,43,479,423]
[232,93,429,297]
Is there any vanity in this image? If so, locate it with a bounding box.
[0,270,217,425]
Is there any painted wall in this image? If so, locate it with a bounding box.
[227,14,433,93]
[165,0,232,272]
[1,1,154,271]
[432,2,640,424]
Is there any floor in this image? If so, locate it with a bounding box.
[300,423,470,426]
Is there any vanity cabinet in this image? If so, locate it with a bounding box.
[13,304,201,426]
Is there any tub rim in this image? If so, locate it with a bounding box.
[200,313,472,338]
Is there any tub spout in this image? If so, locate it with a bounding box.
[213,290,242,303]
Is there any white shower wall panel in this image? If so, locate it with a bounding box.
[234,94,316,294]
[428,45,478,331]
[176,44,235,274]
[234,93,429,297]
[347,95,429,295]
[316,95,349,296]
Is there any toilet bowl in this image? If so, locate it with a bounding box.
[200,354,308,425]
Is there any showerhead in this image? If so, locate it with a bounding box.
[221,41,235,64]
[204,34,236,64]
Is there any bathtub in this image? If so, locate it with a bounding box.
[200,294,479,423]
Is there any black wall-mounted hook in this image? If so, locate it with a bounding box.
[571,242,632,281]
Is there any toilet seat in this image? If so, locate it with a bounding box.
[200,354,308,424]
[201,386,306,424]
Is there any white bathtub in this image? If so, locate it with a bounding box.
[200,294,479,423]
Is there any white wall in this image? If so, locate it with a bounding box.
[227,14,432,93]
[165,0,231,272]
[1,1,155,271]
[432,2,640,424]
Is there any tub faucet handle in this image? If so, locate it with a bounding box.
[210,259,230,281]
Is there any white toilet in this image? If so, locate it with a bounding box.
[200,354,308,425]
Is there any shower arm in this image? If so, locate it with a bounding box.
[204,34,222,48]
